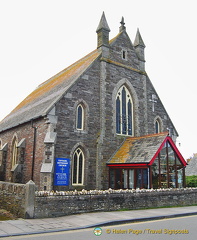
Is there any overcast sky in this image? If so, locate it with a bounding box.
[0,0,196,159]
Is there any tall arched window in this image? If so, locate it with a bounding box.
[72,148,84,185]
[76,104,84,130]
[11,137,18,168]
[116,85,133,135]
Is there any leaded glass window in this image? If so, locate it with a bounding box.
[116,97,121,134]
[72,148,84,185]
[76,104,84,130]
[116,86,133,135]
[155,119,160,133]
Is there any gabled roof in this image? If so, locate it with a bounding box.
[0,28,134,133]
[108,132,186,167]
[0,49,101,132]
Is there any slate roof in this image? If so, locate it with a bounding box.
[0,27,134,133]
[108,132,169,164]
[185,156,197,176]
[0,49,101,132]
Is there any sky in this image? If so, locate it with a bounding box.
[0,0,196,159]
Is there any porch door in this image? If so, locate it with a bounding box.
[136,169,148,189]
[109,169,124,189]
[109,169,134,189]
[124,169,134,189]
[115,169,124,189]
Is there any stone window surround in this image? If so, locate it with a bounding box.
[76,104,84,130]
[154,116,163,134]
[11,134,18,171]
[112,78,139,137]
[74,99,89,133]
[121,49,127,60]
[70,142,89,188]
[72,148,85,186]
[116,85,133,136]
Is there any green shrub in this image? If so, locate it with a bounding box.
[186,175,197,187]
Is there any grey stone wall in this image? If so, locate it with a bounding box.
[34,189,197,218]
[52,29,178,191]
[1,182,197,219]
[0,180,35,218]
[54,61,101,191]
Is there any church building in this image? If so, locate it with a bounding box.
[0,13,187,191]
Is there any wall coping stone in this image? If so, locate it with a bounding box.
[35,187,197,197]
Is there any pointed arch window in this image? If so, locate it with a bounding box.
[76,104,84,130]
[72,148,84,185]
[116,86,133,135]
[11,137,18,169]
[155,119,161,133]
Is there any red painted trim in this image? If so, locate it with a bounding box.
[166,136,187,166]
[148,138,167,166]
[148,136,187,166]
[107,136,187,169]
[107,163,148,169]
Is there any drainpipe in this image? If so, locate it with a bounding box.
[31,120,37,181]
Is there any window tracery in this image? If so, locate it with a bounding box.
[72,148,84,185]
[116,85,133,135]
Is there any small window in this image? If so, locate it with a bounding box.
[122,50,127,60]
[11,137,18,169]
[155,120,161,133]
[122,50,126,59]
[76,104,84,130]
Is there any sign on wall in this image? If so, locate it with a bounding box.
[54,158,70,186]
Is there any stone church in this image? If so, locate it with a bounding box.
[0,13,187,191]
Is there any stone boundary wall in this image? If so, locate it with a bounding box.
[1,183,197,219]
[0,180,35,218]
[34,188,197,218]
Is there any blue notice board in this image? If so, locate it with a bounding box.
[54,158,70,186]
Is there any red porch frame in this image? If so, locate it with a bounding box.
[107,137,187,189]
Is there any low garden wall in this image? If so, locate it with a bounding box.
[34,188,197,218]
[0,180,35,218]
[1,181,197,219]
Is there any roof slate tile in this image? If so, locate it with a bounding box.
[0,49,100,132]
[108,132,169,164]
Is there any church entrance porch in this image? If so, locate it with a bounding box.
[107,133,187,189]
[151,141,186,189]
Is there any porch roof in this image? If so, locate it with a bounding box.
[107,132,187,167]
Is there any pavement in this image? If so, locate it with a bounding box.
[0,206,197,238]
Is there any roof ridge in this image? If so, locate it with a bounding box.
[9,49,100,115]
[37,49,100,89]
[0,49,101,132]
[126,132,169,141]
